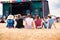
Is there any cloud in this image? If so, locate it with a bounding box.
[0,3,3,15]
[48,0,60,10]
[55,3,60,8]
[50,9,60,17]
[48,0,60,17]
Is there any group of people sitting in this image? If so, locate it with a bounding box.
[6,14,56,29]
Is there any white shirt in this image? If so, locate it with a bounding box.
[25,17,33,29]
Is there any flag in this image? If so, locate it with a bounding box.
[12,0,16,2]
[22,0,26,2]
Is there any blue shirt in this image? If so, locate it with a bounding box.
[7,19,14,27]
[48,19,54,28]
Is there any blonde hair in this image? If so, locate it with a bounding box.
[7,15,14,19]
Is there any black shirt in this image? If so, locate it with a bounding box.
[16,18,24,28]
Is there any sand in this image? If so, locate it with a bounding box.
[0,22,60,40]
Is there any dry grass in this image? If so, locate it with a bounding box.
[0,22,60,40]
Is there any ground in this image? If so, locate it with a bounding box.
[0,22,60,40]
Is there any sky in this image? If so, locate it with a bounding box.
[0,0,60,17]
[48,0,60,17]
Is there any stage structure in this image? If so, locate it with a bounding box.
[0,0,49,18]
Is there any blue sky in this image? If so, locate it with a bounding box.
[48,0,60,17]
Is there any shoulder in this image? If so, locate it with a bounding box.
[31,18,33,20]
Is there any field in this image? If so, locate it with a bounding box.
[0,22,60,40]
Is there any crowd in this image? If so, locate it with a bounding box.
[4,14,56,29]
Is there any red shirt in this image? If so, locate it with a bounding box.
[35,19,42,28]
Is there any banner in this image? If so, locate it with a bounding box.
[12,0,16,2]
[17,0,21,2]
[22,0,26,2]
[0,0,32,2]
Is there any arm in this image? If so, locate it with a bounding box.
[53,22,56,28]
[5,19,7,27]
[23,21,27,29]
[41,20,43,28]
[32,21,36,29]
[14,20,17,28]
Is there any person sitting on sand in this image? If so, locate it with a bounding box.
[48,16,56,29]
[34,15,42,29]
[24,14,35,29]
[6,15,14,28]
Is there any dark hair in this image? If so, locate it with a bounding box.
[36,15,40,19]
[27,14,31,17]
[48,16,51,19]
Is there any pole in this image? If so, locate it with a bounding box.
[42,0,44,18]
